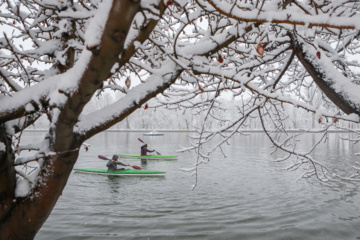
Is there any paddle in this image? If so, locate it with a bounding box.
[138,138,161,155]
[98,155,141,170]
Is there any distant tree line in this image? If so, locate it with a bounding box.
[30,92,359,131]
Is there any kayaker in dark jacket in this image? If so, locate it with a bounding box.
[141,144,155,156]
[106,154,126,171]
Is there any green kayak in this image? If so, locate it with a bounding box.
[119,154,177,160]
[74,168,165,176]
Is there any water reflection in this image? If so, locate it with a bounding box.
[141,159,148,168]
[106,176,122,194]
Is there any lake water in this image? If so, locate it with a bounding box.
[29,131,360,240]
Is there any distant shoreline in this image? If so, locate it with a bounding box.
[24,129,359,133]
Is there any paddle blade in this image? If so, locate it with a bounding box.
[155,151,161,155]
[131,165,142,170]
[138,138,145,143]
[98,155,109,160]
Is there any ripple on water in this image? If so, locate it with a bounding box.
[35,132,360,240]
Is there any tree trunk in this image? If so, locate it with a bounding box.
[0,124,16,224]
[0,0,140,239]
[0,150,80,240]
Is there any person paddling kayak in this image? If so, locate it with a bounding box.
[106,154,127,171]
[141,144,155,156]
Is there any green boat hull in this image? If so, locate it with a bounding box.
[74,168,165,176]
[119,154,177,160]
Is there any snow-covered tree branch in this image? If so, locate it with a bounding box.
[1,0,360,239]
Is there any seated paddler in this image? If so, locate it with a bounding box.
[106,154,126,171]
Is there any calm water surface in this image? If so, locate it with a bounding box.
[28,131,360,240]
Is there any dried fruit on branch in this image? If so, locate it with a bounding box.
[217,55,223,63]
[256,43,264,56]
[125,77,131,89]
